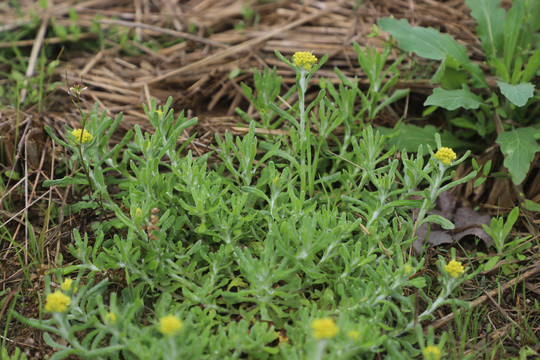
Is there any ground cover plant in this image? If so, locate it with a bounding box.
[1,1,539,359]
[17,50,482,359]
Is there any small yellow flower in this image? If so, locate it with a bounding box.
[445,260,465,278]
[311,317,338,340]
[159,314,183,336]
[44,291,71,313]
[434,147,457,165]
[135,207,143,218]
[61,278,73,291]
[348,330,360,340]
[404,265,412,274]
[293,51,318,70]
[156,109,163,116]
[423,345,441,360]
[71,128,93,144]
[105,312,117,324]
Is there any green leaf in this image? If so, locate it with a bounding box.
[440,67,469,90]
[496,81,535,106]
[524,199,540,212]
[502,207,519,237]
[503,0,525,70]
[496,127,540,185]
[423,214,455,230]
[379,124,481,154]
[483,255,500,271]
[424,86,483,110]
[227,276,248,290]
[378,18,470,65]
[465,0,506,59]
[529,0,540,31]
[520,49,540,83]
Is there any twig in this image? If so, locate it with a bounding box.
[19,14,50,104]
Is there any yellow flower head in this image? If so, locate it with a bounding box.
[156,109,163,117]
[434,147,457,165]
[61,278,73,291]
[44,291,71,313]
[311,317,338,340]
[159,314,183,336]
[293,51,318,70]
[71,128,93,145]
[348,330,360,340]
[423,345,441,360]
[105,312,117,324]
[445,260,465,278]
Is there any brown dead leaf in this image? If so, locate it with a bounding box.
[413,191,492,254]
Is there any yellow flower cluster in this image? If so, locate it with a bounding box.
[434,147,457,165]
[293,51,318,70]
[105,312,117,324]
[71,128,93,145]
[445,260,465,278]
[44,291,71,313]
[311,317,338,339]
[423,345,441,360]
[159,314,183,336]
[61,278,73,291]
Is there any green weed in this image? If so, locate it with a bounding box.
[12,50,484,359]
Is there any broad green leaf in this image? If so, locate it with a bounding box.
[497,81,535,106]
[496,127,540,185]
[465,0,505,59]
[424,86,483,110]
[378,124,481,154]
[440,68,469,90]
[378,18,470,65]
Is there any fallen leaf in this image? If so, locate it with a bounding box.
[412,191,492,253]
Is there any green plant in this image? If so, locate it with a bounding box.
[16,50,483,359]
[379,0,540,186]
[0,346,28,360]
[481,206,532,274]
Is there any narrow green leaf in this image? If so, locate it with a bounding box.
[465,0,506,58]
[423,214,455,230]
[529,0,540,31]
[524,199,540,212]
[497,81,535,106]
[520,49,540,83]
[503,0,525,70]
[496,127,540,185]
[473,177,486,188]
[502,207,519,238]
[483,256,500,271]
